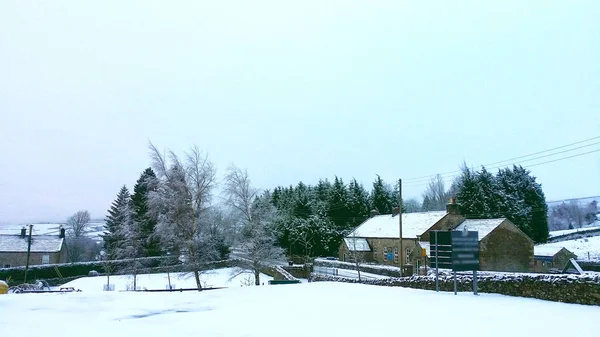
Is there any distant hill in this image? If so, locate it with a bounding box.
[547,196,600,208]
[0,219,106,242]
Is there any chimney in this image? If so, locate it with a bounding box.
[370,209,379,217]
[446,197,460,215]
[59,227,66,239]
[20,227,27,238]
[392,207,400,216]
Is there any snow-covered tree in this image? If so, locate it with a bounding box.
[370,175,395,214]
[147,142,219,290]
[102,186,130,260]
[241,191,284,285]
[223,166,283,284]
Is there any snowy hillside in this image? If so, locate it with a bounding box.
[60,268,274,291]
[1,282,598,337]
[549,225,600,238]
[536,236,600,261]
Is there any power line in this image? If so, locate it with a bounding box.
[403,147,600,188]
[403,135,600,184]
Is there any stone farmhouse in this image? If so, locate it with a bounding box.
[0,227,68,268]
[533,246,577,273]
[339,199,535,274]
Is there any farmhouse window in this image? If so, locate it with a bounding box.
[42,255,50,264]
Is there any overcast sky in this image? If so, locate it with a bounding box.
[1,1,599,225]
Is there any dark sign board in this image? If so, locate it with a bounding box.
[429,230,480,271]
[451,230,479,271]
[429,231,452,269]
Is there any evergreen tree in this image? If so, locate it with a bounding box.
[102,185,131,260]
[370,175,394,214]
[496,165,549,243]
[422,195,433,212]
[476,166,502,218]
[131,168,161,257]
[347,178,370,227]
[328,176,350,231]
[455,166,487,218]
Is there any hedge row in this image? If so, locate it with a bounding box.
[0,257,243,285]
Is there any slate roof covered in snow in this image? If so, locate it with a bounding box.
[0,235,64,253]
[454,218,506,241]
[344,238,370,251]
[534,245,565,257]
[349,211,447,239]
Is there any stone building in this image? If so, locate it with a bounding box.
[533,245,577,273]
[453,218,534,272]
[339,199,464,273]
[0,227,68,268]
[339,199,536,274]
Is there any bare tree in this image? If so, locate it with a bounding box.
[223,164,258,225]
[403,198,421,213]
[66,210,91,237]
[147,142,219,290]
[422,175,453,211]
[346,230,366,281]
[65,210,97,262]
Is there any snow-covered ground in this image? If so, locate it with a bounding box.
[549,225,600,238]
[536,236,600,261]
[59,268,274,291]
[1,282,598,337]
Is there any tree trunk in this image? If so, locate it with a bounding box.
[194,270,202,290]
[254,269,260,286]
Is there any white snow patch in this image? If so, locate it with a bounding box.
[350,211,447,239]
[0,282,598,337]
[455,218,505,240]
[344,238,370,251]
[549,226,600,238]
[535,236,600,261]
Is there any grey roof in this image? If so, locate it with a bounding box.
[0,234,64,253]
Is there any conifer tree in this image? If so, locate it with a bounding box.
[102,185,131,260]
[131,168,161,257]
[370,175,394,214]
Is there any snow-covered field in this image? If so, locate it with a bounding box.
[1,281,599,337]
[60,268,274,291]
[536,236,600,261]
[549,225,600,238]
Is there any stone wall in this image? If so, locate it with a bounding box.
[282,264,312,279]
[309,272,600,306]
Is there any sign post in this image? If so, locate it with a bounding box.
[429,229,480,296]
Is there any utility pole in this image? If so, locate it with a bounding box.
[24,224,33,283]
[398,179,403,276]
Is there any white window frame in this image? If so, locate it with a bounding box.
[42,254,50,265]
[373,246,377,261]
[405,248,411,264]
[393,247,399,263]
[383,247,388,261]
